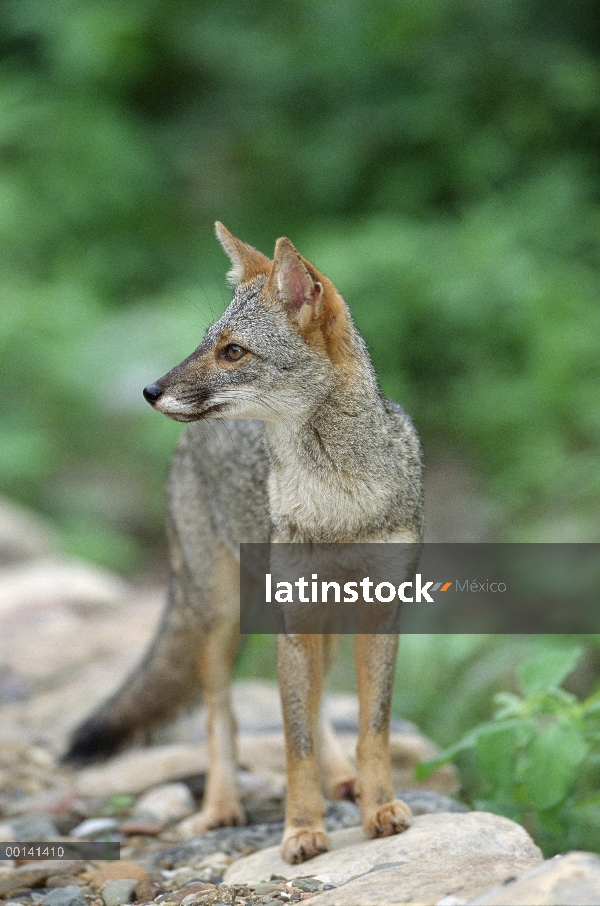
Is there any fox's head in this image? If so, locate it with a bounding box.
[143,223,368,423]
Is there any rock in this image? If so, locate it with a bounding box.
[179,893,214,906]
[33,863,86,876]
[470,850,600,905]
[399,789,469,816]
[0,498,58,566]
[165,882,215,903]
[146,820,280,867]
[224,812,542,904]
[133,878,163,901]
[101,878,137,906]
[91,861,150,890]
[9,814,59,840]
[45,876,85,889]
[145,804,363,870]
[0,867,52,898]
[7,790,85,820]
[75,746,209,798]
[325,801,361,830]
[134,783,195,824]
[160,867,200,889]
[0,668,32,704]
[0,821,16,841]
[70,817,119,839]
[237,769,286,804]
[0,560,127,615]
[289,878,325,891]
[43,887,87,906]
[120,819,163,836]
[251,882,284,895]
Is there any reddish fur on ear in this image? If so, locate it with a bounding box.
[267,238,319,313]
[215,222,272,286]
[303,262,355,369]
[267,237,354,368]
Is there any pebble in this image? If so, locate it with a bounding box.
[100,878,137,906]
[192,853,232,871]
[10,790,84,819]
[252,883,283,895]
[119,819,162,836]
[180,895,213,906]
[0,820,16,841]
[289,879,322,892]
[92,861,150,889]
[45,876,85,889]
[133,784,195,825]
[70,818,119,839]
[0,867,52,898]
[10,815,60,841]
[133,878,162,901]
[43,886,87,906]
[166,882,215,903]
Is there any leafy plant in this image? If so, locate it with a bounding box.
[417,643,600,855]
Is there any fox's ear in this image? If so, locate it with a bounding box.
[267,237,323,320]
[215,222,272,287]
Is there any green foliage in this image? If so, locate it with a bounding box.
[417,641,600,854]
[101,795,136,817]
[0,0,599,565]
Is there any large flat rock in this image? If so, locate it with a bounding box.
[470,850,600,905]
[224,811,542,904]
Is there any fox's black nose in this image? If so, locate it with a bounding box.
[143,383,163,403]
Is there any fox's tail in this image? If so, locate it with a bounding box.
[62,580,203,766]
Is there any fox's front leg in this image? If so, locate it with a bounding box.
[354,634,412,838]
[278,634,330,864]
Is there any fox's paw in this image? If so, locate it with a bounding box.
[363,798,412,838]
[175,803,246,839]
[281,827,330,864]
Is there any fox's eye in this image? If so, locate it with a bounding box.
[220,343,247,362]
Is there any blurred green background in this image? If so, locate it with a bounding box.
[1,0,599,570]
[2,0,600,853]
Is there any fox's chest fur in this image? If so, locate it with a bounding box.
[265,416,419,544]
[267,462,391,542]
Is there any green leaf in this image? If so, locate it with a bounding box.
[523,720,589,811]
[476,722,518,795]
[493,692,525,719]
[519,646,583,698]
[567,793,600,826]
[582,693,600,717]
[536,802,564,836]
[414,729,479,780]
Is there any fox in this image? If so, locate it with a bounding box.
[64,224,424,864]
